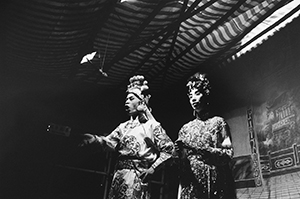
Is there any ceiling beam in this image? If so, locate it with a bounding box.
[147,0,247,85]
[165,0,247,69]
[102,0,169,71]
[162,0,190,85]
[104,0,218,74]
[115,0,220,88]
[160,0,248,87]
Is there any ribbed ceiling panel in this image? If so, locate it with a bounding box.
[2,0,296,91]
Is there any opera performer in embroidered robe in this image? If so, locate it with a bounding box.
[175,72,236,199]
[80,75,174,199]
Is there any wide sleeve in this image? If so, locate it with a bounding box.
[95,125,122,151]
[174,124,191,159]
[150,123,174,170]
[177,124,188,142]
[207,117,234,165]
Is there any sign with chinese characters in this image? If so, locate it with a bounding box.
[254,87,300,176]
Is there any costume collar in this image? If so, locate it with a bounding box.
[126,116,141,129]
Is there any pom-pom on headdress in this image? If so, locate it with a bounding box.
[126,75,151,105]
[186,72,211,96]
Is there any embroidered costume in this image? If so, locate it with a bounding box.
[175,72,236,199]
[83,75,174,199]
[176,116,234,199]
[99,117,173,199]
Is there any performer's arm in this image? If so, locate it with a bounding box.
[79,126,121,151]
[150,124,174,170]
[206,118,234,165]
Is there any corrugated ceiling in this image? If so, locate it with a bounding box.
[2,0,298,91]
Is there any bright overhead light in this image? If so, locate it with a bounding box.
[80,51,97,64]
[120,0,137,3]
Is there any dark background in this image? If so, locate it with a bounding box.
[1,13,300,199]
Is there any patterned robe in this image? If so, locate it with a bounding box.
[176,116,235,199]
[97,117,174,199]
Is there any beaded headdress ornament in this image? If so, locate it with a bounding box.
[186,72,211,96]
[126,75,151,105]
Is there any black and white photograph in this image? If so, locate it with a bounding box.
[1,0,300,198]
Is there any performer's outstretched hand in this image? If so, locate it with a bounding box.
[78,133,96,147]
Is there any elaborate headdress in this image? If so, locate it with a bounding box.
[126,75,151,105]
[186,72,211,96]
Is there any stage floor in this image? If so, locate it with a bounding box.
[236,170,300,199]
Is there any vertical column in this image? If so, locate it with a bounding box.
[247,107,262,186]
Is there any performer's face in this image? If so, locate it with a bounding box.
[125,93,141,116]
[188,87,205,111]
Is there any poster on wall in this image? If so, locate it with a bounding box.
[254,87,300,176]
